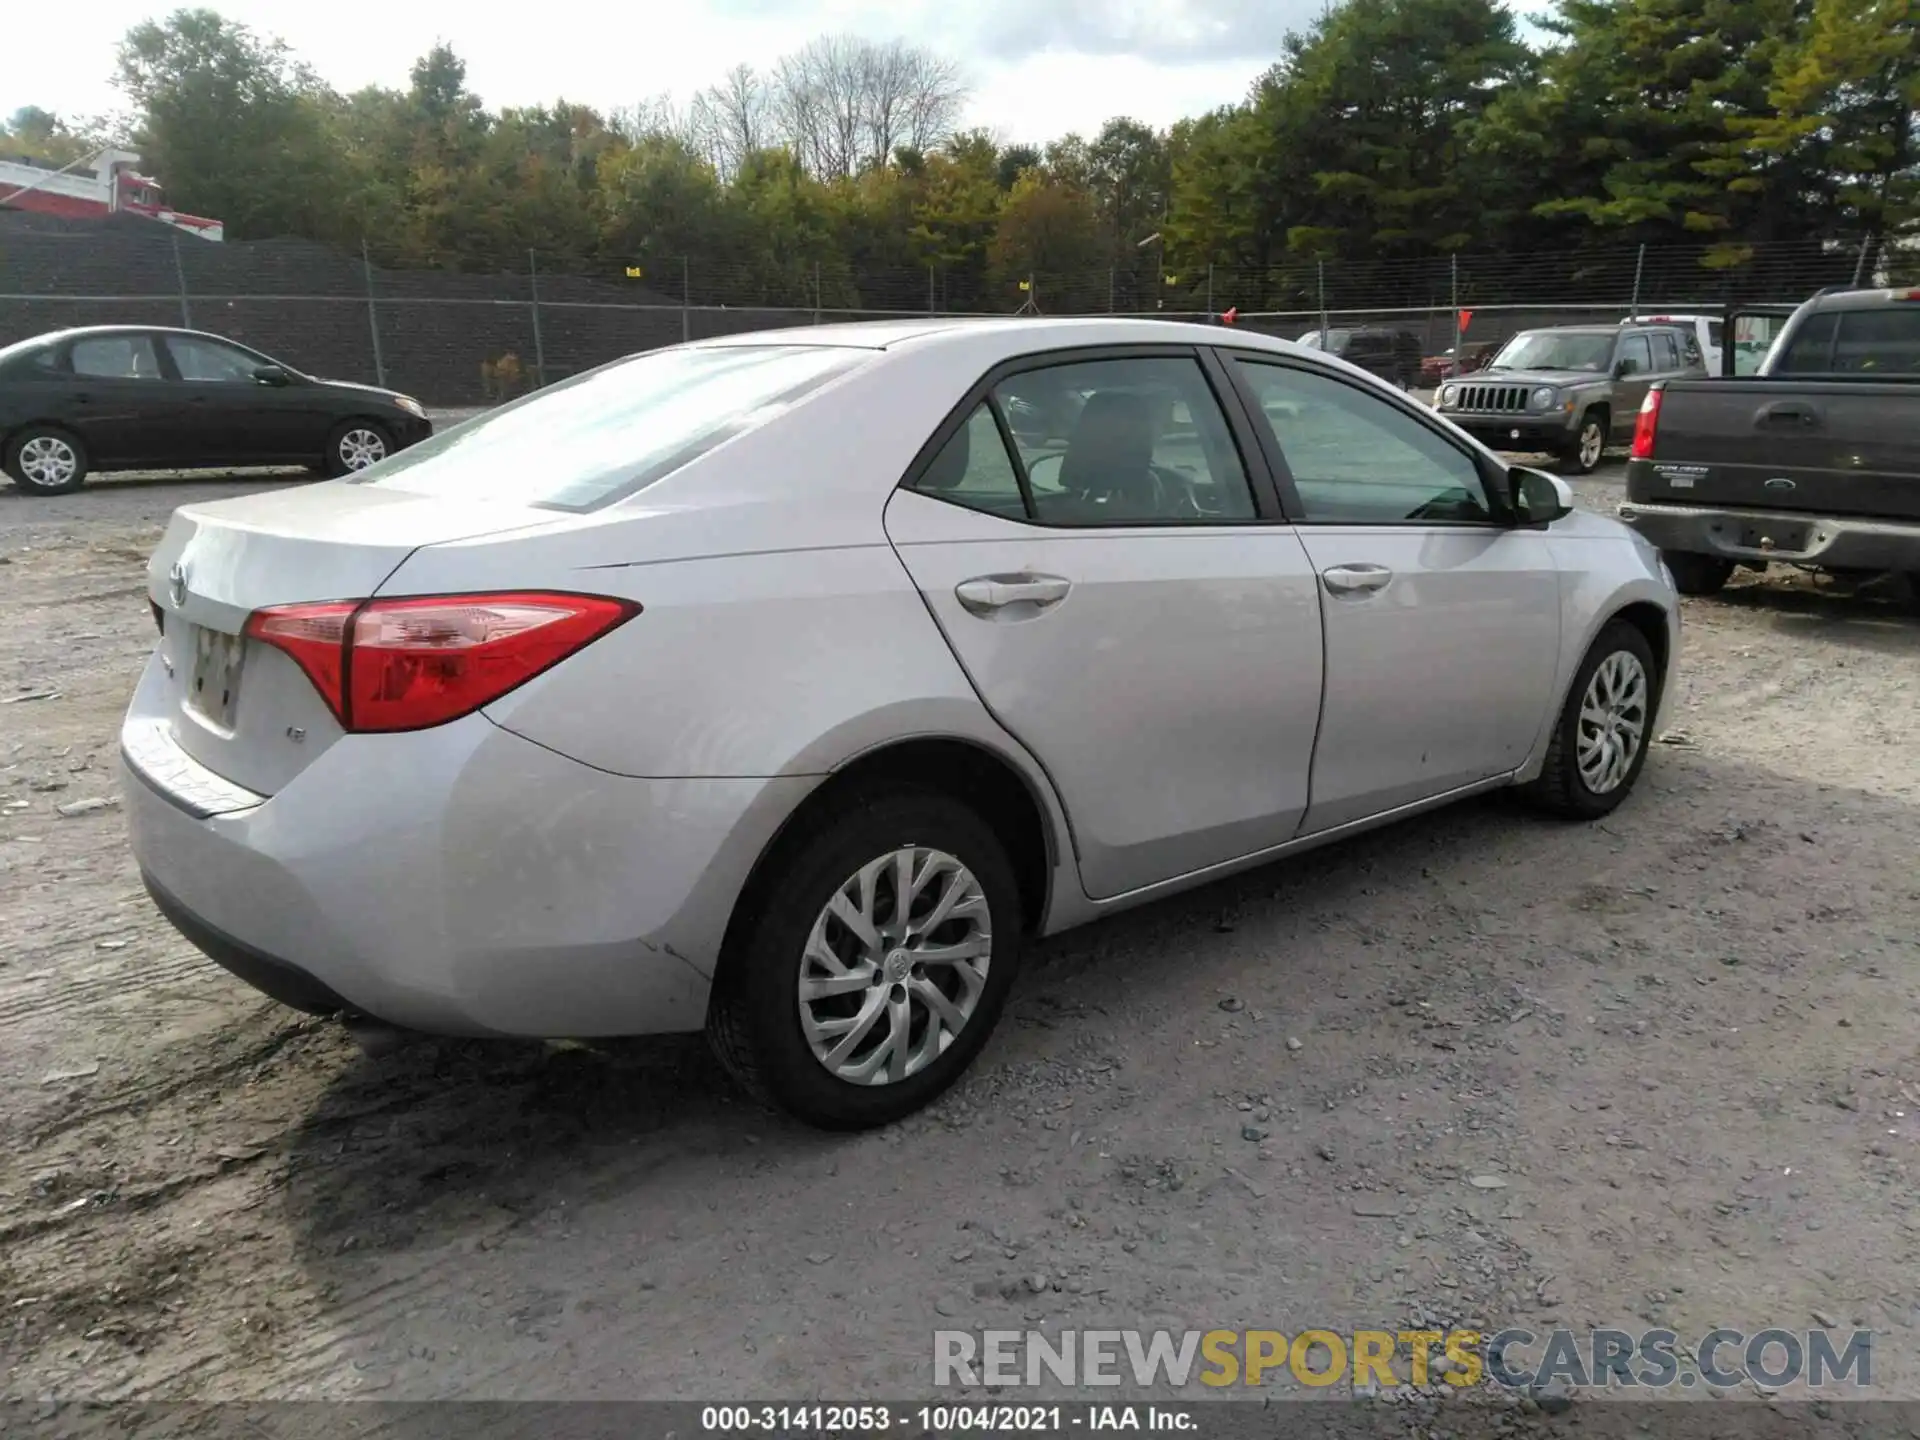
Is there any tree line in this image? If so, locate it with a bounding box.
[3,0,1915,313]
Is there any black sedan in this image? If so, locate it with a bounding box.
[0,326,433,495]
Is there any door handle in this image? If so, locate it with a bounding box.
[955,573,1072,616]
[1760,401,1818,427]
[1321,563,1394,595]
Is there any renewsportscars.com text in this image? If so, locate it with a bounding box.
[933,1327,1872,1390]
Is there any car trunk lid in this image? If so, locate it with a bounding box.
[145,480,558,795]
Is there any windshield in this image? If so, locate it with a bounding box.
[1487,332,1614,372]
[352,344,867,510]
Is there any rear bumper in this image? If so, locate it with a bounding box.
[1618,500,1920,571]
[122,657,815,1036]
[140,870,352,1015]
[1447,415,1579,451]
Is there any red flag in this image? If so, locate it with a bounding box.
[1457,309,1474,332]
[1222,306,1239,325]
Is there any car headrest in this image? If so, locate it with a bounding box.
[1058,391,1155,496]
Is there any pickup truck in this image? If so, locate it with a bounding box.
[1619,286,1920,595]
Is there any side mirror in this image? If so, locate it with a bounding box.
[1509,466,1574,526]
[252,364,290,386]
[1612,358,1634,379]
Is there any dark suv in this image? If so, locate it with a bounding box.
[1297,327,1423,389]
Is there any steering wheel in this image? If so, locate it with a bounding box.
[1073,468,1167,517]
[1149,464,1204,517]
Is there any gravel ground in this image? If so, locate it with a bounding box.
[2,453,1918,1407]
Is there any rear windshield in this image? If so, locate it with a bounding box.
[352,344,867,510]
[1774,306,1920,375]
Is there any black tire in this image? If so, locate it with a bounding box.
[1662,550,1734,597]
[1558,409,1608,476]
[1522,620,1661,820]
[323,419,394,477]
[707,786,1024,1130]
[4,426,89,495]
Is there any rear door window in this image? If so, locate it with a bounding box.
[353,344,867,510]
[1616,334,1654,375]
[1649,332,1680,370]
[988,355,1257,525]
[70,335,163,379]
[1831,308,1920,374]
[1773,312,1840,373]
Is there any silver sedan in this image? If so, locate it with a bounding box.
[123,318,1680,1129]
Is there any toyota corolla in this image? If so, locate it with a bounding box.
[123,318,1679,1129]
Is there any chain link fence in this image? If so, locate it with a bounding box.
[1,213,1911,404]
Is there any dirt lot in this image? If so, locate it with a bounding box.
[2,458,1917,1406]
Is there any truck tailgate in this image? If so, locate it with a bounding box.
[1627,379,1920,521]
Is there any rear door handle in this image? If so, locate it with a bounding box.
[1321,563,1394,595]
[955,573,1072,616]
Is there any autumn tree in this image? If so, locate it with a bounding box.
[116,8,345,242]
[0,107,103,166]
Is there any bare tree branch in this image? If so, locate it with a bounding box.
[769,36,967,178]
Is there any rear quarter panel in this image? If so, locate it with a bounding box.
[430,536,1027,782]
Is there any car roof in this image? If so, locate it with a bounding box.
[1804,285,1920,312]
[5,324,241,348]
[1520,324,1686,336]
[689,315,1303,357]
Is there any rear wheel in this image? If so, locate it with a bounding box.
[1559,410,1608,475]
[1522,620,1659,820]
[324,420,393,477]
[5,426,88,495]
[707,787,1024,1130]
[1663,550,1734,596]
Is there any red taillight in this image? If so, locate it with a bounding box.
[1630,386,1663,460]
[245,592,638,733]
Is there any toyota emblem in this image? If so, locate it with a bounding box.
[167,561,189,609]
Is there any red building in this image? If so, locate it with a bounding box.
[0,148,223,240]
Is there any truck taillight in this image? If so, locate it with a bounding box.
[245,592,639,733]
[1630,387,1664,460]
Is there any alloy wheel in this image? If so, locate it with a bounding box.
[798,846,992,1086]
[338,428,388,471]
[18,436,78,489]
[1576,650,1648,794]
[1578,421,1604,471]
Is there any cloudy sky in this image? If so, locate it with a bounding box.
[6,0,1334,148]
